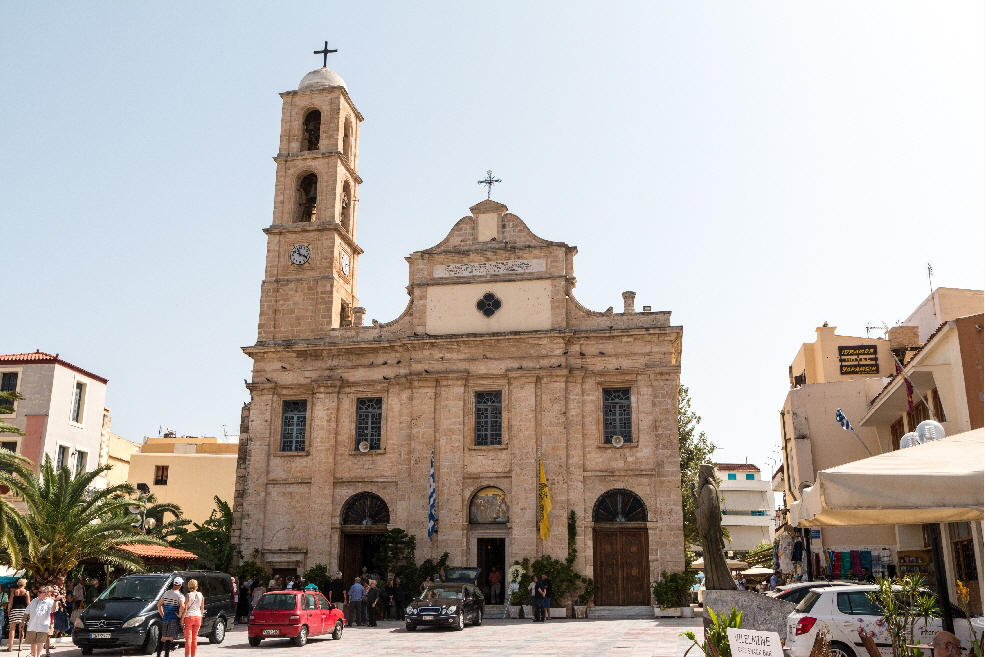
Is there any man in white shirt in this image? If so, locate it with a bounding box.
[23,586,55,657]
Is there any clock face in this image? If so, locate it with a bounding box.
[340,251,351,276]
[290,244,310,265]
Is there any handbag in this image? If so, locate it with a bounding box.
[53,611,71,633]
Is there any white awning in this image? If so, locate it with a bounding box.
[789,428,984,527]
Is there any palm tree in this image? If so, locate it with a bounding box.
[142,495,192,543]
[0,447,37,566]
[16,456,165,583]
[178,497,233,571]
[0,390,25,436]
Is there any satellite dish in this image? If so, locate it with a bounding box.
[916,420,945,443]
[899,432,918,449]
[611,435,625,448]
[358,441,371,453]
[128,505,143,514]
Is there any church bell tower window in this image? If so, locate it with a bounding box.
[342,117,353,160]
[302,110,321,151]
[297,174,318,222]
[340,180,352,232]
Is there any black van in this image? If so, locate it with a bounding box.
[72,571,234,654]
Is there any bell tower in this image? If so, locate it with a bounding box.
[257,62,364,341]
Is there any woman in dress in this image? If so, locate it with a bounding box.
[6,579,29,652]
[155,578,185,657]
[181,580,204,657]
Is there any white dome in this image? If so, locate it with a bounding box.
[298,68,347,91]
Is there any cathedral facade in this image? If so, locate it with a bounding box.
[232,66,685,606]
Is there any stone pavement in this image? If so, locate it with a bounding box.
[41,617,705,657]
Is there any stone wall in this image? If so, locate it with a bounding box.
[703,591,796,639]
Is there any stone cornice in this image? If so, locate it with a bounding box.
[279,87,364,122]
[263,221,364,255]
[273,150,363,185]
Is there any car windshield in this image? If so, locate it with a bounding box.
[421,587,462,600]
[256,594,297,611]
[795,591,822,613]
[100,576,170,601]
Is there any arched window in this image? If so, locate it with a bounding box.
[302,110,321,151]
[592,489,647,523]
[342,117,353,160]
[341,492,390,525]
[469,487,509,524]
[297,174,317,222]
[339,180,352,232]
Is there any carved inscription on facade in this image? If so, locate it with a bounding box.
[433,259,546,278]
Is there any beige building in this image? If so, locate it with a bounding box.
[99,408,141,488]
[232,65,686,607]
[129,434,238,525]
[715,464,774,554]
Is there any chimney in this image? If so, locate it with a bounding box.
[352,307,366,327]
[622,291,636,314]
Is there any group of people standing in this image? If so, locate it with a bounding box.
[527,574,553,622]
[332,570,406,628]
[2,576,90,655]
[154,577,204,657]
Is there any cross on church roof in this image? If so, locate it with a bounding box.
[478,170,501,199]
[313,41,338,68]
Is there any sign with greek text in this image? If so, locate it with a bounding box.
[727,628,784,657]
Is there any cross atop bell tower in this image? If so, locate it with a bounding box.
[256,55,366,341]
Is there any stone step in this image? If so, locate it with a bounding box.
[588,606,654,619]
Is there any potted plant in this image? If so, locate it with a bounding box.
[574,578,598,618]
[865,576,939,657]
[652,570,697,617]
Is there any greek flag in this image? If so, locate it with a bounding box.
[427,450,436,541]
[835,408,853,431]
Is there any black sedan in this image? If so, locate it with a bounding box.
[405,583,484,631]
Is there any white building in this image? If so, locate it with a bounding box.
[0,351,108,480]
[715,463,774,554]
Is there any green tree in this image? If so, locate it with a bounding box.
[679,385,717,564]
[0,448,37,566]
[178,496,234,571]
[143,496,192,543]
[14,457,164,582]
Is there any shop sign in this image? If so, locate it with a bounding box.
[727,629,783,657]
[839,345,878,375]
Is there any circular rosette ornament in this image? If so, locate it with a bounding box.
[508,564,524,583]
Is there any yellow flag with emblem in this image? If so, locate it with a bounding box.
[538,457,552,540]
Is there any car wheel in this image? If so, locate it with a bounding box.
[81,648,94,656]
[248,637,262,647]
[830,641,857,657]
[141,625,160,655]
[292,626,308,647]
[405,624,417,631]
[454,612,464,631]
[472,608,482,626]
[208,616,227,644]
[332,621,343,640]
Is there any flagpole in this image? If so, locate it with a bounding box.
[891,353,936,421]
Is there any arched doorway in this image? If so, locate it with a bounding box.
[339,492,390,585]
[592,489,650,605]
[469,487,509,604]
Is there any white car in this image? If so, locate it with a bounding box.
[769,581,854,605]
[784,585,984,657]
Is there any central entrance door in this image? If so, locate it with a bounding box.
[593,528,650,605]
[340,532,385,585]
[338,492,391,585]
[476,537,506,604]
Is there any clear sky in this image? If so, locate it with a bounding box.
[2,3,982,475]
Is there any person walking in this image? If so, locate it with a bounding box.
[365,580,379,627]
[346,578,365,627]
[21,586,54,657]
[182,579,204,657]
[487,567,502,605]
[6,578,30,652]
[156,578,185,657]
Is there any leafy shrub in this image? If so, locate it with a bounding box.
[681,606,742,657]
[652,570,697,608]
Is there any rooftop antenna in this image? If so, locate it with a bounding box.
[865,321,890,338]
[222,424,236,442]
[927,262,934,295]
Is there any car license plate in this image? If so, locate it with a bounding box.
[262,630,279,635]
[89,633,112,639]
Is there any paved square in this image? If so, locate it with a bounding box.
[45,618,704,657]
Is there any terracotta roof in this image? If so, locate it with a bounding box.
[118,544,198,561]
[0,351,108,384]
[715,463,760,472]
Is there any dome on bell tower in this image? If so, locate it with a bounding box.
[298,67,347,91]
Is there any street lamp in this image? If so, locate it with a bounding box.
[129,483,157,533]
